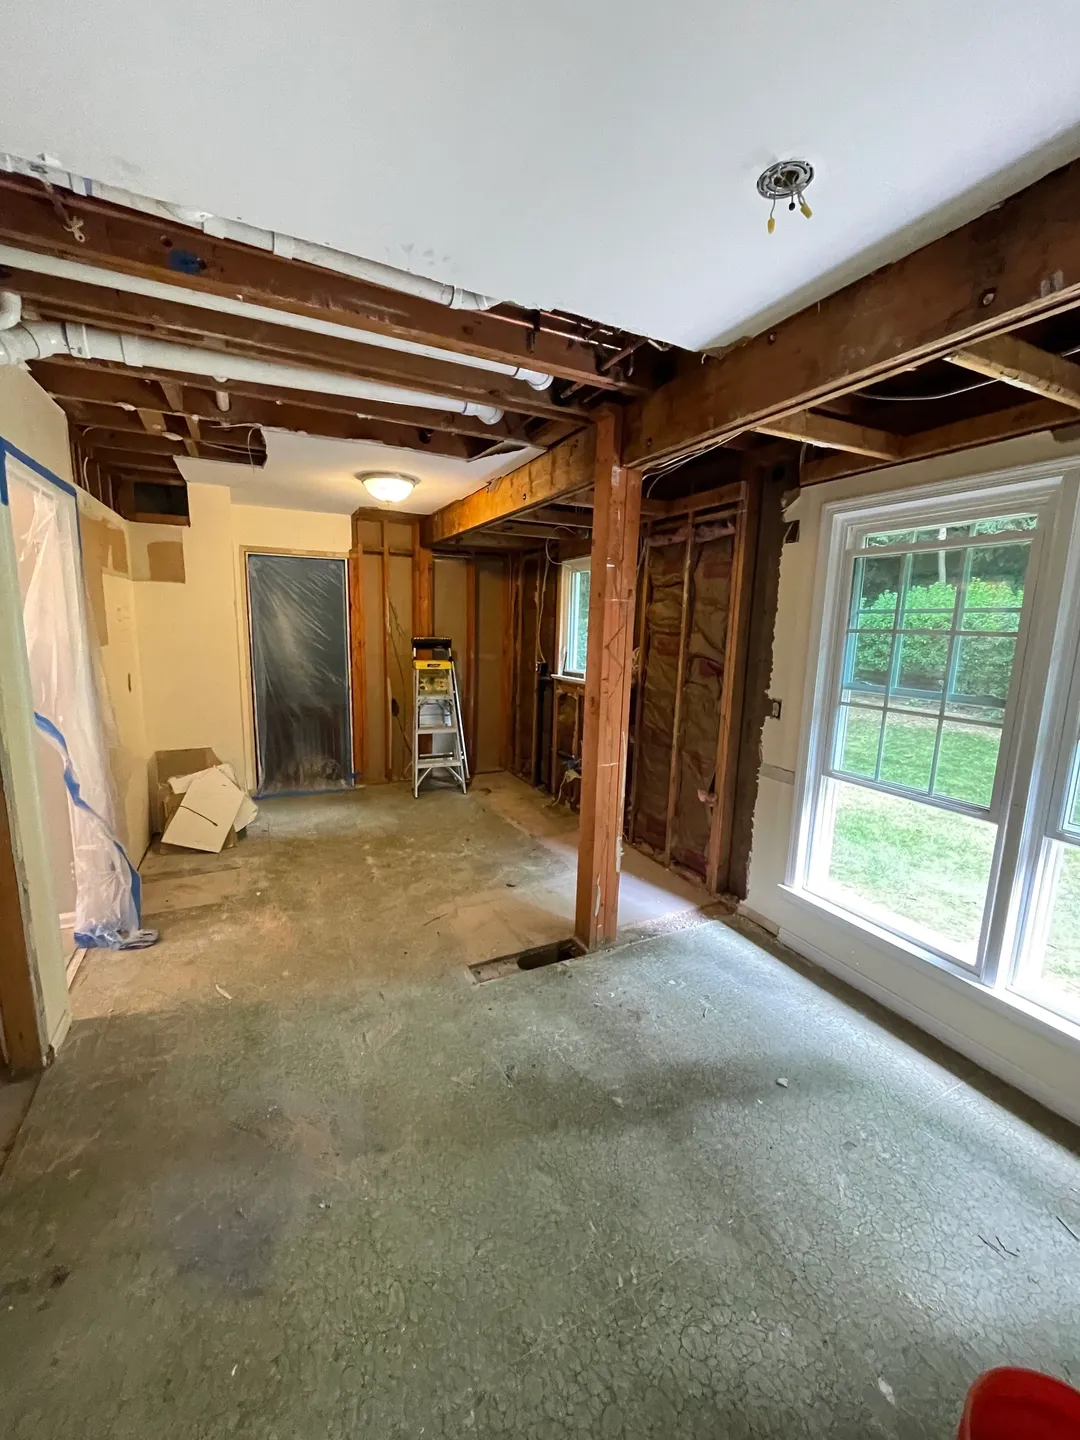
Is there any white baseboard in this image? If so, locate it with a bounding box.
[777,927,1080,1129]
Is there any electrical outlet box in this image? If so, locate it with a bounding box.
[768,698,782,720]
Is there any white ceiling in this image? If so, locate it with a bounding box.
[4,2,1080,352]
[179,432,543,515]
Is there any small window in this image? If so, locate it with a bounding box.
[559,558,591,676]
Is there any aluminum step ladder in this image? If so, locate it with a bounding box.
[412,637,469,796]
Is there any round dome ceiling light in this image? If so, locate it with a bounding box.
[756,159,814,234]
[358,471,417,504]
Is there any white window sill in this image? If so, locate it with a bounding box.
[552,673,586,686]
[777,882,1080,1053]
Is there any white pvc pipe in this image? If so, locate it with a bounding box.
[0,291,21,329]
[0,322,505,423]
[2,152,502,315]
[0,242,553,389]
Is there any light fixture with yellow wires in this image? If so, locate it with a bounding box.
[757,160,815,234]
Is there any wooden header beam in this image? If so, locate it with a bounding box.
[625,157,1080,468]
[0,176,639,392]
[428,427,597,543]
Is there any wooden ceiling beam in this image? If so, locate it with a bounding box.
[136,408,166,435]
[947,335,1080,409]
[29,357,541,447]
[56,396,485,461]
[0,176,638,390]
[752,410,903,459]
[800,396,1079,487]
[428,427,597,543]
[625,157,1080,468]
[11,269,585,422]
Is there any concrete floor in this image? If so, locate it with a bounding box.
[1,776,1079,1437]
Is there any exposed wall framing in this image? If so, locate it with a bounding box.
[350,507,512,783]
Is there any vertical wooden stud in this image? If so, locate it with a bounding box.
[380,521,393,781]
[574,411,642,949]
[348,544,367,782]
[662,522,694,865]
[412,521,433,636]
[626,538,651,842]
[706,477,759,892]
[464,556,477,771]
[528,556,543,786]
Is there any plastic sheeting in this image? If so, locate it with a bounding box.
[8,453,146,948]
[247,553,352,793]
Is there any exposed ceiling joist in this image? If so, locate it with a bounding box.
[624,157,1080,468]
[11,268,586,422]
[947,335,1080,409]
[800,396,1079,486]
[0,177,647,391]
[751,410,903,459]
[428,427,596,542]
[28,357,559,448]
[56,395,486,462]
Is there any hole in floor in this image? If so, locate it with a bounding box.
[467,937,585,984]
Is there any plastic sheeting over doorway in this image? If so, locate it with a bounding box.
[246,553,353,794]
[4,448,148,948]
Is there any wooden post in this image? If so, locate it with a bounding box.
[574,411,642,949]
[706,475,760,893]
[662,523,694,865]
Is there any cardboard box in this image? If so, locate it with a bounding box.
[149,747,221,837]
[162,766,249,854]
[149,749,258,853]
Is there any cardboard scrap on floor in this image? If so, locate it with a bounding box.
[152,748,258,854]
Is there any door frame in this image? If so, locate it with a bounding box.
[239,546,355,796]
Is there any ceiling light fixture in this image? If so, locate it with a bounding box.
[358,471,417,504]
[757,160,814,234]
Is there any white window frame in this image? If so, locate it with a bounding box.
[557,555,591,678]
[787,457,1080,1006]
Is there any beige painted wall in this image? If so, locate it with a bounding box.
[744,428,1080,1126]
[131,485,351,793]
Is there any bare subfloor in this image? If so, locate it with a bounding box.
[1,776,1079,1438]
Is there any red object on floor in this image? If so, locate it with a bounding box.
[959,1368,1080,1439]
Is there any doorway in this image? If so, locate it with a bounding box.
[246,552,353,794]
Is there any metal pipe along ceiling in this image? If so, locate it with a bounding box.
[0,322,506,423]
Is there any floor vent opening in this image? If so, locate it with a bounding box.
[467,937,585,984]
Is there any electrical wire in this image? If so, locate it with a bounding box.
[857,340,1080,403]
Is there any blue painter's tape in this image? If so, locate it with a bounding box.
[0,439,78,499]
[0,445,7,506]
[166,249,206,276]
[33,711,143,945]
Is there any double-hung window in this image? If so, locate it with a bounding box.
[558,557,591,677]
[791,461,1080,1030]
